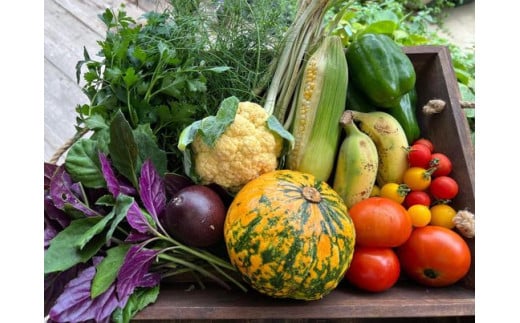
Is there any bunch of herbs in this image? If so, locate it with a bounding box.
[75,0,296,173]
[45,110,247,322]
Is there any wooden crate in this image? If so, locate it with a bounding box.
[133,46,475,322]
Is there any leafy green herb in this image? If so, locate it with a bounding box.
[91,244,131,298]
[75,1,296,173]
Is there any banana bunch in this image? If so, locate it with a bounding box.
[333,111,378,209]
[333,110,409,208]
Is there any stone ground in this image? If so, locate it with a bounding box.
[435,1,475,53]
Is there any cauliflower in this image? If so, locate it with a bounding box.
[178,96,294,193]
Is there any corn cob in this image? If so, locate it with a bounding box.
[286,35,348,182]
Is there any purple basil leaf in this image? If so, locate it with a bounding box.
[48,258,126,322]
[44,194,70,229]
[126,201,153,234]
[100,152,121,197]
[99,152,137,198]
[116,246,160,301]
[138,272,161,288]
[44,222,58,249]
[139,159,165,222]
[45,162,59,190]
[125,231,153,243]
[50,166,99,217]
[44,263,87,316]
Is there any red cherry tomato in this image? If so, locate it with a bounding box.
[407,144,432,168]
[345,247,401,293]
[413,138,434,153]
[397,226,471,287]
[349,197,412,247]
[429,176,459,200]
[429,153,453,177]
[403,190,431,208]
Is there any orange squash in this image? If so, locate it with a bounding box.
[224,170,356,300]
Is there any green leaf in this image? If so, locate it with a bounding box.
[91,244,131,298]
[96,194,116,206]
[99,8,114,28]
[186,78,207,92]
[459,82,475,102]
[75,212,115,250]
[105,67,123,82]
[85,114,109,130]
[123,67,139,88]
[111,286,160,323]
[130,45,147,63]
[177,120,201,152]
[454,67,471,85]
[392,29,409,41]
[360,20,398,36]
[133,124,168,176]
[89,127,110,155]
[44,218,107,274]
[106,195,135,241]
[267,115,295,150]
[199,96,239,147]
[177,96,239,150]
[372,10,399,24]
[109,111,139,187]
[464,107,475,119]
[65,138,105,188]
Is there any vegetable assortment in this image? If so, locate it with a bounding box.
[44,0,474,321]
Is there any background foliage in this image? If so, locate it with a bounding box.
[330,0,475,143]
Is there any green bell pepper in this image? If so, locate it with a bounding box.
[346,83,377,113]
[387,88,421,143]
[346,33,416,108]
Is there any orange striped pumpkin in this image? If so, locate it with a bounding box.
[224,170,356,300]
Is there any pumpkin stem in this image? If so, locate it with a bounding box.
[302,186,321,203]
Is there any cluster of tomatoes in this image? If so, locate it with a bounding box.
[342,138,471,293]
[380,137,460,229]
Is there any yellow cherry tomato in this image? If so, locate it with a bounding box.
[429,204,457,229]
[407,204,431,227]
[403,167,434,191]
[380,183,410,204]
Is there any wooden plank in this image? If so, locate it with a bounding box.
[54,0,148,37]
[132,282,474,321]
[404,46,475,290]
[44,0,102,83]
[44,59,87,163]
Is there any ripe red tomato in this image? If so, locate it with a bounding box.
[429,176,459,200]
[413,138,434,153]
[407,144,432,168]
[345,247,400,293]
[403,190,431,208]
[349,197,412,247]
[397,226,471,287]
[429,153,453,177]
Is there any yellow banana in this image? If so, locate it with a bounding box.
[349,110,409,186]
[333,111,379,209]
